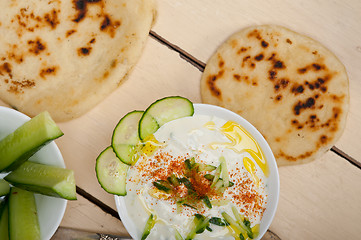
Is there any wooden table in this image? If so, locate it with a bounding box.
[1,1,361,239]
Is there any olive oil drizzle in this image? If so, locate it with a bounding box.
[206,121,269,178]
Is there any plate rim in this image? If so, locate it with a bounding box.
[0,106,67,240]
[114,103,280,240]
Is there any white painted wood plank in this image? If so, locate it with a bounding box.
[58,194,129,236]
[270,151,361,239]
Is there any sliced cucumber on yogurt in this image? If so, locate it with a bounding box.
[96,146,129,196]
[112,111,143,165]
[138,96,194,140]
[97,96,194,197]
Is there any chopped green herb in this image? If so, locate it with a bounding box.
[153,180,171,193]
[182,203,197,210]
[204,174,214,181]
[239,233,245,240]
[167,174,180,187]
[209,217,227,226]
[202,195,212,209]
[179,177,193,191]
[185,158,196,170]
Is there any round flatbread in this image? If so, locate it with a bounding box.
[0,0,156,121]
[201,25,349,166]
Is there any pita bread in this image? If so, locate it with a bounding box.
[201,25,349,166]
[0,0,156,121]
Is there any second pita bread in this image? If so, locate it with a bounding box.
[201,25,349,166]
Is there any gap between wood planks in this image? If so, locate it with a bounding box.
[148,30,361,170]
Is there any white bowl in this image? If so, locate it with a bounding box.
[115,103,280,240]
[0,106,67,240]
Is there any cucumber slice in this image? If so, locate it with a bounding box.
[139,96,194,140]
[112,111,143,165]
[4,161,77,200]
[0,111,63,172]
[0,179,10,196]
[138,114,159,141]
[9,187,40,240]
[96,147,128,195]
[0,199,9,240]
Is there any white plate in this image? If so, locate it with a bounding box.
[115,103,280,240]
[0,106,67,240]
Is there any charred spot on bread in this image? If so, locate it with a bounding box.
[291,84,304,94]
[277,149,314,161]
[27,38,46,55]
[78,47,92,56]
[7,79,35,94]
[233,74,241,81]
[254,53,264,61]
[207,74,222,99]
[275,94,282,101]
[73,0,100,22]
[44,9,60,29]
[237,47,249,54]
[273,60,285,69]
[39,66,58,79]
[297,63,326,74]
[268,70,277,80]
[0,62,13,79]
[219,60,225,68]
[293,97,316,115]
[319,135,328,144]
[261,40,269,48]
[100,15,121,38]
[66,29,77,37]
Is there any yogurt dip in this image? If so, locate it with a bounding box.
[124,113,269,240]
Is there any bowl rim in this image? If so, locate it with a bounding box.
[115,103,280,240]
[0,106,67,240]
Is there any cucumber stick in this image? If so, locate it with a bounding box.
[0,179,10,196]
[139,96,194,140]
[5,161,77,200]
[112,111,143,165]
[9,187,40,240]
[0,111,63,172]
[0,199,9,240]
[96,147,128,195]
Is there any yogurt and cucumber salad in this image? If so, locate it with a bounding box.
[96,96,271,240]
